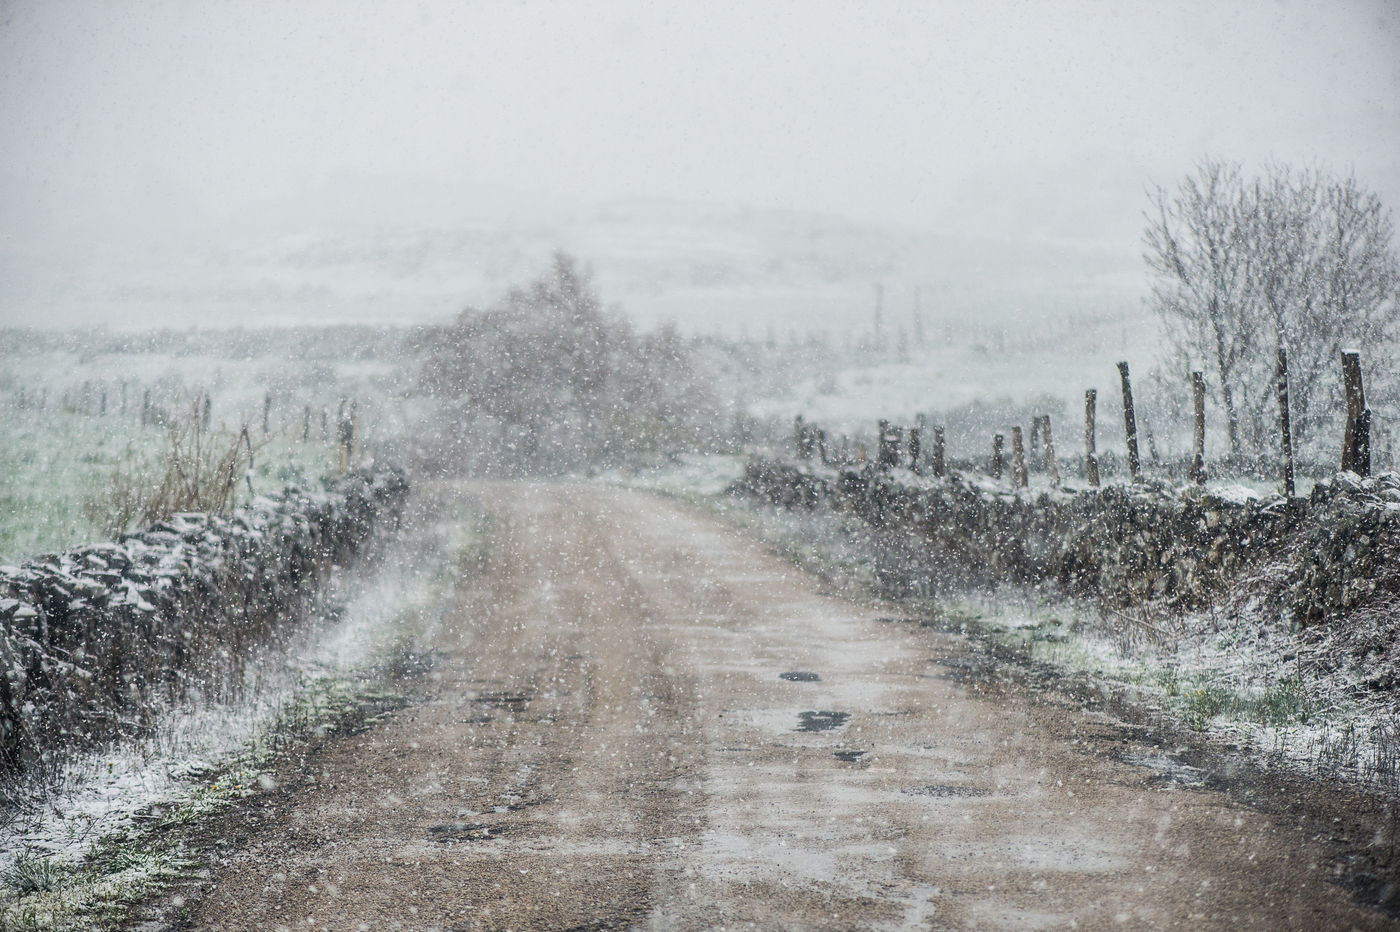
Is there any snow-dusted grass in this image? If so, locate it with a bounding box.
[600,452,749,501]
[746,308,1163,436]
[944,592,1400,791]
[0,489,480,930]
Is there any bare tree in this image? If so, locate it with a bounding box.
[1145,160,1258,454]
[1145,160,1400,458]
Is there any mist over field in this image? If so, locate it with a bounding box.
[2,1,1397,338]
[2,2,1400,928]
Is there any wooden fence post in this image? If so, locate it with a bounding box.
[992,433,1004,480]
[908,427,922,475]
[932,427,946,477]
[1190,371,1206,484]
[262,393,272,437]
[1011,426,1028,488]
[876,421,903,469]
[1043,415,1060,486]
[1276,347,1296,497]
[1117,361,1141,482]
[1084,389,1100,488]
[142,388,150,426]
[1341,351,1370,476]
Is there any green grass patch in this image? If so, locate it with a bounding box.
[0,406,342,563]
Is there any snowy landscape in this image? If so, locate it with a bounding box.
[3,2,1400,929]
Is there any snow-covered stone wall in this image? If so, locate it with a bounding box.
[733,458,1400,625]
[0,466,409,776]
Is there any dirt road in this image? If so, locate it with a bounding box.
[169,483,1392,930]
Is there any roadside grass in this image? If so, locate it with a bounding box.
[0,645,419,930]
[0,488,483,931]
[911,594,1397,789]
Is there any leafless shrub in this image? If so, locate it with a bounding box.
[87,409,254,537]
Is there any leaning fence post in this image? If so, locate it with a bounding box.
[1276,347,1296,497]
[1341,351,1370,476]
[1011,426,1028,488]
[1190,371,1206,484]
[1043,415,1060,486]
[932,427,946,477]
[992,433,1004,480]
[1084,389,1100,488]
[1117,361,1141,482]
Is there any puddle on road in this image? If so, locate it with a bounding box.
[796,710,850,732]
[901,784,992,798]
[1119,752,1209,787]
[780,671,821,682]
[833,750,867,762]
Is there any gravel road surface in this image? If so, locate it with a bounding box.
[169,482,1392,930]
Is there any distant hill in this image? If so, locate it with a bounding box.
[0,198,1148,336]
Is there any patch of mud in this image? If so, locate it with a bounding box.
[1118,752,1209,788]
[779,671,821,682]
[833,750,867,762]
[901,784,993,798]
[796,710,849,732]
[428,821,513,843]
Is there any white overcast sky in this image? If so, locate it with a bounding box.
[1,0,1398,269]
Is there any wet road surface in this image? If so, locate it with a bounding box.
[174,482,1391,930]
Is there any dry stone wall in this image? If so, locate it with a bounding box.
[0,466,409,776]
[733,458,1400,625]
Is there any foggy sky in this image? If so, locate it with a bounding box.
[1,0,1398,327]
